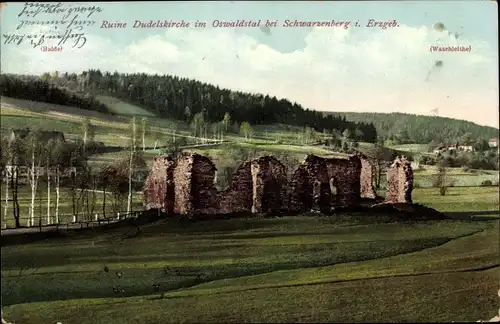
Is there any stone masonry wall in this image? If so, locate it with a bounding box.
[385,156,414,203]
[144,152,391,217]
[172,153,194,215]
[289,154,362,212]
[357,153,377,199]
[288,164,312,212]
[191,154,219,214]
[250,156,288,214]
[172,152,220,215]
[326,155,362,209]
[143,156,176,214]
[218,162,253,214]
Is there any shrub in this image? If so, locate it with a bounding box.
[481,180,493,186]
[461,165,470,172]
[439,186,447,196]
[86,141,107,154]
[413,181,421,188]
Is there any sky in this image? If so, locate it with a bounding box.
[1,1,498,128]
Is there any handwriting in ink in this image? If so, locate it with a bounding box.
[30,29,87,48]
[7,2,103,50]
[16,15,96,30]
[17,3,65,18]
[4,29,87,49]
[17,2,102,20]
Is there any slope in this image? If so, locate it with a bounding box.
[331,112,499,144]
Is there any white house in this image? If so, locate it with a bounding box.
[489,138,498,148]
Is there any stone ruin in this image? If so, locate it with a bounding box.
[143,152,413,216]
[289,155,362,213]
[143,155,176,214]
[144,153,288,216]
[385,156,413,204]
[357,153,378,199]
[173,152,219,215]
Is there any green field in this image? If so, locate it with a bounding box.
[95,95,157,117]
[386,143,429,153]
[0,185,145,228]
[1,96,319,153]
[1,216,498,322]
[1,186,499,323]
[1,97,135,147]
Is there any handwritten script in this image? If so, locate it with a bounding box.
[2,2,103,50]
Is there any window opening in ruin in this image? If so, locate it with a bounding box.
[216,166,235,191]
[262,178,280,213]
[329,178,337,196]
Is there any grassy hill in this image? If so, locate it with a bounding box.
[4,73,497,147]
[2,95,498,182]
[1,96,140,148]
[96,95,156,117]
[0,96,340,166]
[330,112,499,144]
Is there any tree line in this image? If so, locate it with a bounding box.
[331,112,499,145]
[0,73,109,114]
[0,71,378,143]
[0,120,147,229]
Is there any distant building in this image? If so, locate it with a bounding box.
[9,129,65,143]
[434,143,474,154]
[489,138,498,148]
[457,145,474,152]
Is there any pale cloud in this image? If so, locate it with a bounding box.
[2,24,498,127]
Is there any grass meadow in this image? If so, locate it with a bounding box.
[1,203,498,323]
[0,185,145,228]
[1,95,499,323]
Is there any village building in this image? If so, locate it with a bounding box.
[9,129,66,143]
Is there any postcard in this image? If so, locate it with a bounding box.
[0,1,498,323]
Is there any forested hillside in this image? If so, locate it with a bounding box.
[0,73,110,115]
[331,112,499,144]
[2,71,496,146]
[0,72,378,143]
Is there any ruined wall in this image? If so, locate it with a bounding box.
[144,152,373,217]
[385,156,414,203]
[357,153,377,199]
[173,153,219,215]
[250,156,288,214]
[289,154,362,212]
[218,162,253,214]
[326,155,362,209]
[218,156,288,215]
[191,154,219,214]
[143,156,176,214]
[172,153,194,215]
[288,164,311,212]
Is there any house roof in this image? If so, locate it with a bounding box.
[11,129,65,142]
[489,138,498,142]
